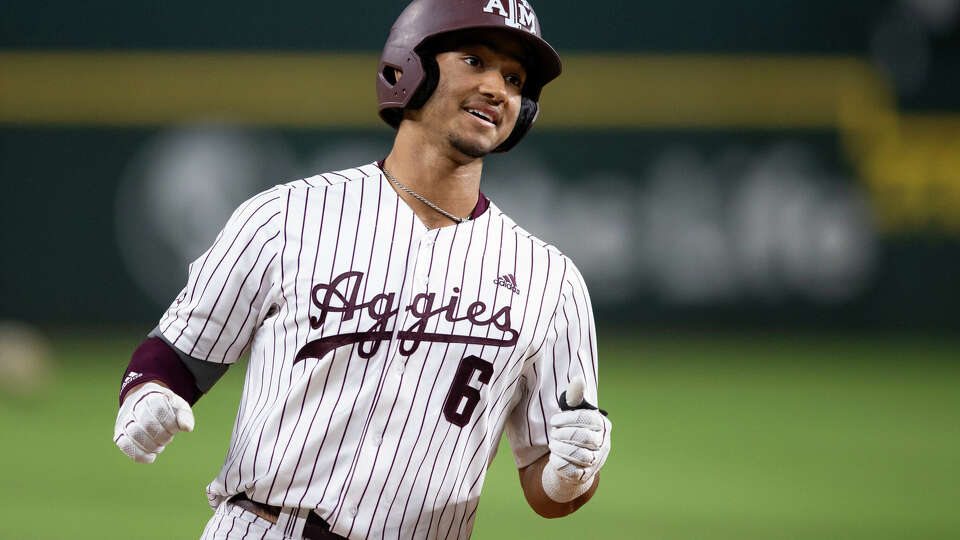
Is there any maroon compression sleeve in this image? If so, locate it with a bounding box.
[119,337,201,406]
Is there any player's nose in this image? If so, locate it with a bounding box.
[476,68,508,103]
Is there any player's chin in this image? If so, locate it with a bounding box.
[450,125,513,156]
[447,132,499,159]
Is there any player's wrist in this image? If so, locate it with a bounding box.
[541,459,598,503]
[121,380,169,402]
[119,337,201,406]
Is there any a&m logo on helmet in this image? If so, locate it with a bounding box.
[483,0,539,35]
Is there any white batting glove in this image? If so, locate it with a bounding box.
[542,377,611,502]
[113,382,195,463]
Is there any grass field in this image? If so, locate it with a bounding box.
[2,332,959,539]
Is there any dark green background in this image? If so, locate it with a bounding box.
[1,1,884,52]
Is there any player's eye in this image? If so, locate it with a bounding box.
[505,74,524,88]
[463,56,481,67]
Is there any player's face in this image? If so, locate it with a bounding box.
[424,42,528,158]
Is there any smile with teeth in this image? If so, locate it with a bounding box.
[466,108,495,125]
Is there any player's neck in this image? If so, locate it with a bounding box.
[383,131,483,228]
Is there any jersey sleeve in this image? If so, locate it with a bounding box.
[505,260,600,468]
[157,187,286,365]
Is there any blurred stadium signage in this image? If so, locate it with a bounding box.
[2,51,958,234]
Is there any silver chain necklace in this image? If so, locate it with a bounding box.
[382,167,471,224]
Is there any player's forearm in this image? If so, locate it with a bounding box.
[518,453,598,518]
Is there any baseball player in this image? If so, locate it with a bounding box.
[113,1,611,538]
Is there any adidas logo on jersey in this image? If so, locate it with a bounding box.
[493,274,521,295]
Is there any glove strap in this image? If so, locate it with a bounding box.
[557,392,608,416]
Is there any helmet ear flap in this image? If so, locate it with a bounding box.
[494,96,538,153]
[406,55,440,111]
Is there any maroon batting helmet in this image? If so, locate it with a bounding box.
[376,0,563,152]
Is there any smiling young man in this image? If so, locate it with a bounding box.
[382,36,529,230]
[113,1,611,538]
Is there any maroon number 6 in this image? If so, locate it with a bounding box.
[443,355,494,427]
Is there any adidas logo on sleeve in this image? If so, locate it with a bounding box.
[121,371,143,393]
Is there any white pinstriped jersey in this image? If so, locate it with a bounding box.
[158,162,599,539]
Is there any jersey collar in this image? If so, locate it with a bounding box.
[376,160,490,221]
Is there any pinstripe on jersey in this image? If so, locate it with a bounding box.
[158,163,599,539]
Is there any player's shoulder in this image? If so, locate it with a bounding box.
[487,202,578,275]
[230,163,381,220]
[282,162,382,193]
[489,206,591,299]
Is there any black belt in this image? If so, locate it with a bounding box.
[228,492,346,540]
